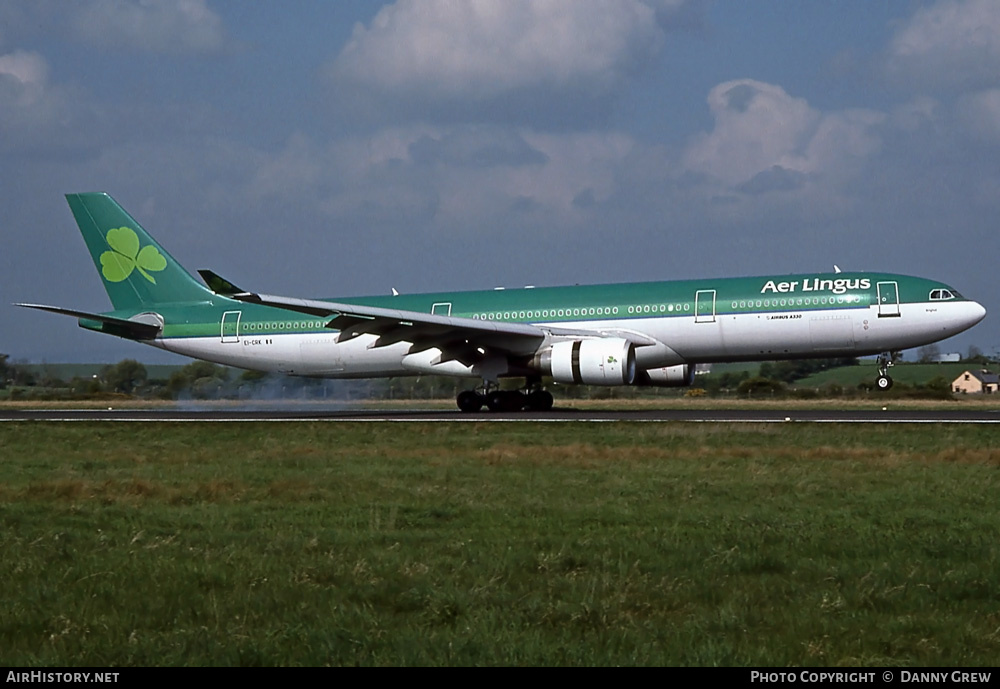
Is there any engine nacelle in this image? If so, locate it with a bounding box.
[636,364,695,387]
[536,338,637,386]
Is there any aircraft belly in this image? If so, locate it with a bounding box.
[161,336,297,371]
[331,336,410,377]
[862,302,979,352]
[161,333,410,377]
[298,335,344,375]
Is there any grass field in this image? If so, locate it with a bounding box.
[1,422,998,666]
[796,361,977,389]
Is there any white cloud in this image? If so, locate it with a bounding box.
[805,109,885,175]
[683,80,820,186]
[241,124,639,234]
[885,0,1000,90]
[73,0,226,55]
[0,49,84,148]
[682,80,884,191]
[0,50,48,106]
[330,0,671,101]
[412,129,634,227]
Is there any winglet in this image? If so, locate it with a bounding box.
[198,269,248,297]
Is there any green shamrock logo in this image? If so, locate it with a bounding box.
[100,227,167,284]
[607,356,617,364]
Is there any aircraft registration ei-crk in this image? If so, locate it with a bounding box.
[17,193,987,412]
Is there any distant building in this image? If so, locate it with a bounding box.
[933,352,961,363]
[952,369,999,394]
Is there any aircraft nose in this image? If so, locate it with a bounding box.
[943,300,987,338]
[969,301,987,326]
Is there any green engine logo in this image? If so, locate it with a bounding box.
[100,227,166,284]
[607,356,618,364]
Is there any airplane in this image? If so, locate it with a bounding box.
[17,192,987,412]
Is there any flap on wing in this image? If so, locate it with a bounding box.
[15,304,162,340]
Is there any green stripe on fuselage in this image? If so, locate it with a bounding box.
[82,272,963,340]
[321,272,950,324]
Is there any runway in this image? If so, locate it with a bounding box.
[3,406,1000,423]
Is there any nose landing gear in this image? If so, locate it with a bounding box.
[876,352,894,391]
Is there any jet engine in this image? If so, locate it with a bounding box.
[636,364,695,387]
[534,338,636,385]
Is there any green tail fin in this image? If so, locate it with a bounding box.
[66,193,212,310]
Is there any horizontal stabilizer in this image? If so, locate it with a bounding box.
[14,303,162,340]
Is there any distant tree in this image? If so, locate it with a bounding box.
[167,361,231,398]
[7,359,35,387]
[918,343,941,363]
[38,374,67,389]
[737,376,786,398]
[823,382,844,398]
[759,358,857,384]
[0,353,8,388]
[240,369,269,383]
[70,376,103,396]
[101,359,148,394]
[920,376,953,400]
[965,345,990,365]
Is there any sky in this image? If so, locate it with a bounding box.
[1,0,999,364]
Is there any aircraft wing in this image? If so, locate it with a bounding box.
[199,270,664,364]
[227,290,548,362]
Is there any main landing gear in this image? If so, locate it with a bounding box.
[876,352,894,391]
[456,379,554,413]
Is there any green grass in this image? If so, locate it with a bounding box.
[797,361,978,388]
[1,422,998,666]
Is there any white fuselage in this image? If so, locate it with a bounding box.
[152,299,986,379]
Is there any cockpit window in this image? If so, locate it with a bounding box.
[929,289,956,301]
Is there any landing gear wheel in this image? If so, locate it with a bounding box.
[525,389,554,411]
[486,390,526,412]
[875,352,895,391]
[485,391,506,412]
[457,390,484,413]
